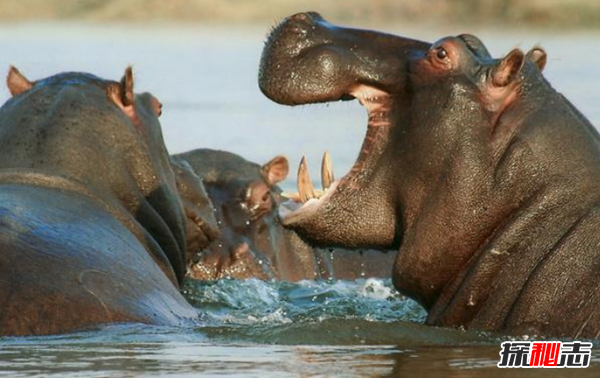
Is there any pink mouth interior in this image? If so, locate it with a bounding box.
[279,85,393,224]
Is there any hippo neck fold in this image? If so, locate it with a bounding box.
[398,83,600,336]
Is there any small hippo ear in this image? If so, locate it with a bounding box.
[7,66,33,96]
[109,66,138,124]
[526,47,547,72]
[120,66,134,107]
[261,155,289,186]
[492,48,525,87]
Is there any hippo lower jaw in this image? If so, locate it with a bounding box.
[279,180,340,225]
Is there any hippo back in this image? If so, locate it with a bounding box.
[0,69,198,335]
[0,72,188,284]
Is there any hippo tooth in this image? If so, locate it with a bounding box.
[321,151,334,190]
[297,156,317,203]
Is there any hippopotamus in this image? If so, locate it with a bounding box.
[0,67,217,336]
[173,149,395,281]
[259,12,600,338]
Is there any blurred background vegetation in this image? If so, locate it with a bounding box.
[0,0,599,28]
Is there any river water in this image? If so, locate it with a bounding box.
[0,23,599,377]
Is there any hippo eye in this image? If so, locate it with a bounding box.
[436,48,448,60]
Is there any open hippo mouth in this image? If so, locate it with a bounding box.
[276,86,391,224]
[258,12,429,249]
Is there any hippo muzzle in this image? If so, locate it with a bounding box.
[259,12,430,106]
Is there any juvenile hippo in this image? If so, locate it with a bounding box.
[0,67,217,336]
[260,12,600,337]
[174,149,318,281]
[173,149,395,281]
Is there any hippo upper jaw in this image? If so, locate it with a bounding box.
[259,12,429,106]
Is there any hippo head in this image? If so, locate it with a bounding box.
[3,67,215,285]
[260,13,551,307]
[174,149,289,280]
[260,12,433,249]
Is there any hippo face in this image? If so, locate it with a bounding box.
[259,12,549,249]
[174,150,289,280]
[2,67,200,284]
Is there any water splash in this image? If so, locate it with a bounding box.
[178,278,487,345]
[184,278,426,326]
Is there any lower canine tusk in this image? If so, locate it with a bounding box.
[321,151,334,190]
[297,156,317,203]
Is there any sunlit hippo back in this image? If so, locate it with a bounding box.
[0,67,217,336]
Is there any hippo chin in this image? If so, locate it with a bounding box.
[0,67,218,336]
[260,12,600,337]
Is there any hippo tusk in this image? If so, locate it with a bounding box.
[282,153,331,202]
[321,151,334,190]
[297,156,317,203]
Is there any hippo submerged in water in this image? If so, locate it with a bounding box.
[260,12,600,338]
[174,149,395,281]
[0,67,218,336]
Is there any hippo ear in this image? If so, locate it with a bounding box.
[120,66,135,107]
[492,48,525,87]
[109,66,138,124]
[526,47,547,72]
[261,155,289,186]
[7,66,33,96]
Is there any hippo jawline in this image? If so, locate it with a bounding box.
[278,85,393,226]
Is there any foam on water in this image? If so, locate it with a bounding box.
[3,278,599,377]
[178,278,497,345]
[183,278,427,327]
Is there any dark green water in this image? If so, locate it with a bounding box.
[2,279,600,377]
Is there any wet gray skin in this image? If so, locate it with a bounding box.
[259,12,600,338]
[170,158,220,266]
[173,149,396,281]
[0,68,218,336]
